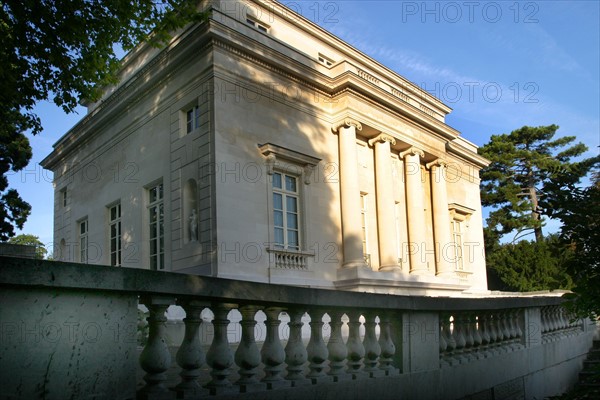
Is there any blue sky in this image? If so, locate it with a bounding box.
[8,0,600,249]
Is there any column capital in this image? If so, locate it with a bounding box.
[332,118,363,133]
[399,147,424,159]
[425,158,447,170]
[368,133,396,147]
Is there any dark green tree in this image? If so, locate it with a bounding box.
[7,233,48,259]
[479,125,598,243]
[545,169,600,318]
[0,0,206,240]
[485,234,573,292]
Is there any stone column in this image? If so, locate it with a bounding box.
[426,159,454,277]
[399,147,427,274]
[368,133,399,271]
[333,119,367,268]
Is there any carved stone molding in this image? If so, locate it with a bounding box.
[399,147,424,159]
[368,133,396,147]
[426,159,447,170]
[331,118,363,133]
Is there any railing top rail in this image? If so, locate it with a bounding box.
[0,257,565,311]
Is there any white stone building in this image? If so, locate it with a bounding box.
[41,0,490,295]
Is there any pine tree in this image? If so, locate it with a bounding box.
[479,124,598,243]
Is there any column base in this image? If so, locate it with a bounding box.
[379,264,401,272]
[335,266,469,296]
[342,260,369,269]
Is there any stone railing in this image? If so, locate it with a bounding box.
[267,248,311,270]
[0,257,596,400]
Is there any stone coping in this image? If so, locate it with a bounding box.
[0,256,564,311]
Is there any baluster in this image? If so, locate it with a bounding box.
[461,314,474,360]
[439,315,448,356]
[479,312,491,356]
[452,314,466,362]
[363,311,383,377]
[175,300,209,398]
[500,311,511,350]
[306,309,331,383]
[235,305,264,392]
[550,306,558,333]
[327,310,349,381]
[540,307,548,343]
[261,307,289,389]
[346,311,366,379]
[378,312,398,376]
[285,309,309,386]
[205,303,235,394]
[138,297,174,398]
[439,314,450,366]
[512,309,523,348]
[469,314,483,358]
[487,312,499,353]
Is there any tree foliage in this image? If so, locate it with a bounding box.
[545,169,600,318]
[479,125,598,243]
[485,234,573,292]
[0,0,206,240]
[7,233,48,259]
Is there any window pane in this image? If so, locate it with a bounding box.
[286,196,297,212]
[287,230,298,248]
[273,173,282,189]
[287,212,298,229]
[273,193,282,210]
[285,175,296,192]
[273,210,284,227]
[274,228,284,245]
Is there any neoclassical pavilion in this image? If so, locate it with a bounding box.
[41,0,490,295]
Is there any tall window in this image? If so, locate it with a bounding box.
[451,220,464,270]
[79,219,88,263]
[186,105,200,134]
[61,188,67,207]
[272,172,300,250]
[395,201,402,264]
[109,203,121,266]
[148,183,164,270]
[360,193,370,265]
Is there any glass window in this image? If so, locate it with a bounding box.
[79,219,88,263]
[452,220,464,270]
[109,203,121,266]
[186,105,200,134]
[272,172,300,250]
[148,183,164,270]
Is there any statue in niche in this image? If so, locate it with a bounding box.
[189,208,198,242]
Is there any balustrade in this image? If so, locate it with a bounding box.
[439,309,527,366]
[133,290,585,396]
[1,257,594,400]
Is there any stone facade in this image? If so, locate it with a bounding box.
[41,0,490,295]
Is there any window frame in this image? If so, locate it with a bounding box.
[185,104,201,134]
[271,171,301,251]
[147,183,165,271]
[246,16,269,33]
[79,218,88,263]
[259,143,321,255]
[448,203,475,272]
[108,203,122,266]
[360,192,370,266]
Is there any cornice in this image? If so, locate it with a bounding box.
[446,141,490,169]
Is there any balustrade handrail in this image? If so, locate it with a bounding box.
[0,256,594,400]
[0,257,567,311]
